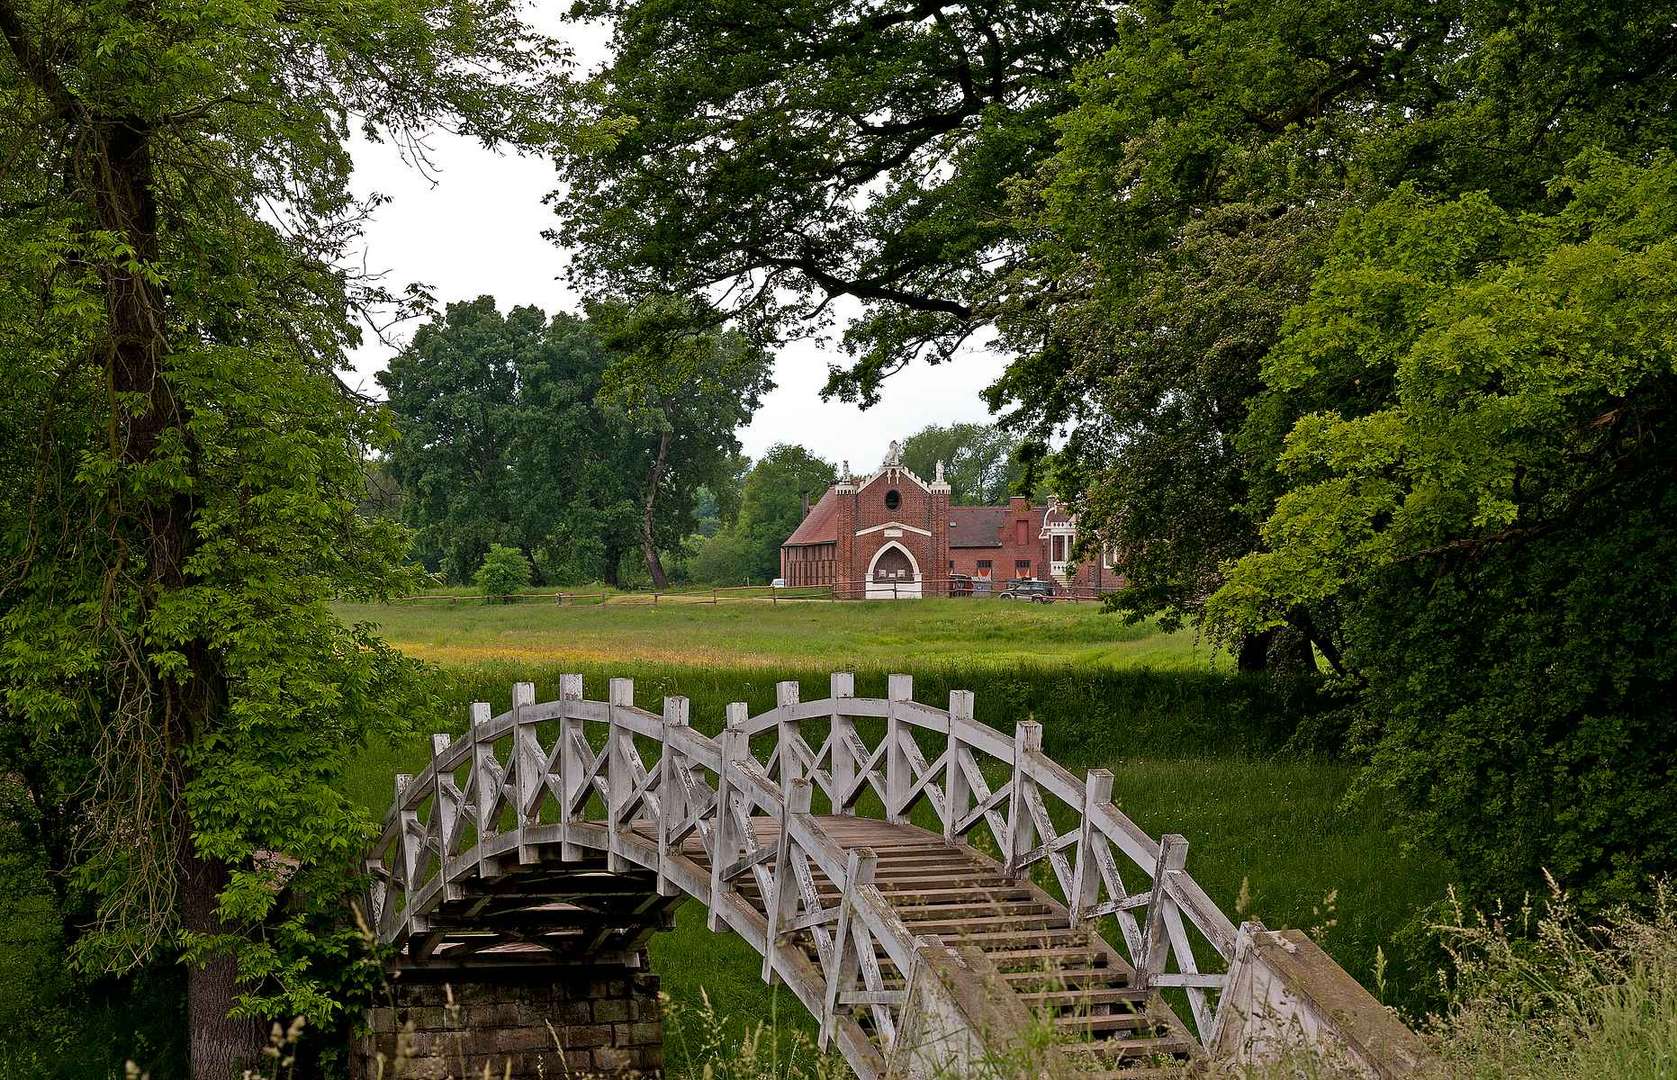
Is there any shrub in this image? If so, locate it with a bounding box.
[472,544,532,602]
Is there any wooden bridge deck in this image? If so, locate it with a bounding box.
[662,815,1199,1077]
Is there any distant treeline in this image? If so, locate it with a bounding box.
[368,296,1032,588]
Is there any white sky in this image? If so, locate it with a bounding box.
[343,5,1009,471]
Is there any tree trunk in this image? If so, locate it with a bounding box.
[6,12,272,1076]
[641,427,670,590]
[181,840,264,1078]
[1236,629,1276,672]
[94,108,264,1080]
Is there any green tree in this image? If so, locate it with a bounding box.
[987,0,1677,670]
[900,422,1024,504]
[592,296,776,589]
[379,301,649,587]
[0,1,562,1074]
[693,445,836,584]
[474,544,534,602]
[378,297,528,580]
[507,312,645,586]
[556,0,1122,401]
[1209,156,1677,906]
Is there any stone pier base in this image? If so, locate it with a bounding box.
[354,960,663,1079]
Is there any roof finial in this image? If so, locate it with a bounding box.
[841,459,850,481]
[885,439,901,467]
[934,459,945,483]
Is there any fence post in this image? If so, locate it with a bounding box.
[512,682,539,862]
[762,774,813,984]
[830,672,857,814]
[468,700,495,863]
[395,772,421,931]
[1005,720,1043,875]
[776,680,802,786]
[1140,833,1189,985]
[606,677,635,873]
[658,695,689,897]
[943,690,974,842]
[708,702,749,931]
[1070,769,1114,924]
[558,673,585,862]
[885,673,913,822]
[821,847,878,1050]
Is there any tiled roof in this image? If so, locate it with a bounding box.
[783,486,840,546]
[948,506,1009,548]
[784,492,1051,549]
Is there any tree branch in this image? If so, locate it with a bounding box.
[0,0,80,118]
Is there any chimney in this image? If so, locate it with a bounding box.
[801,491,811,518]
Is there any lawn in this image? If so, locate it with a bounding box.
[331,599,1451,1073]
[330,596,1219,672]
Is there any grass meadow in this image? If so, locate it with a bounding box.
[331,596,1216,671]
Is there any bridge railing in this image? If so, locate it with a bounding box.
[365,672,1241,1071]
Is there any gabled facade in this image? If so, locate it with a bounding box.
[780,444,1121,599]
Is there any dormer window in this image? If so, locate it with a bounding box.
[884,489,901,511]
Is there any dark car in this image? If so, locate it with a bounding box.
[1000,578,1055,603]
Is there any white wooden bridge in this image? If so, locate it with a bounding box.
[365,674,1427,1078]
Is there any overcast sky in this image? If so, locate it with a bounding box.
[342,6,1009,473]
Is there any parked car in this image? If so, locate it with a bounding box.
[1000,578,1056,603]
[771,578,786,588]
[947,573,974,597]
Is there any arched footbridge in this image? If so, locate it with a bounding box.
[365,674,1427,1078]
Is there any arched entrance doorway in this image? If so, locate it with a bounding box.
[865,541,922,599]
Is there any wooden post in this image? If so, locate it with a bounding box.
[708,703,749,932]
[1005,721,1042,875]
[830,672,857,815]
[1070,769,1115,924]
[658,695,688,897]
[885,673,913,822]
[606,677,635,873]
[557,673,585,862]
[468,701,496,872]
[394,772,421,931]
[820,847,877,1050]
[430,732,463,903]
[511,682,539,863]
[776,680,802,787]
[762,775,813,984]
[430,732,456,854]
[943,690,974,842]
[1141,833,1189,985]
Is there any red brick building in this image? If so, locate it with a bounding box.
[780,444,1119,599]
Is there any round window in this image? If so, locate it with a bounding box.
[884,489,901,511]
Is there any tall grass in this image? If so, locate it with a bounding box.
[1425,878,1677,1078]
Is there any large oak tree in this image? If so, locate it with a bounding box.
[0,1,564,1074]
